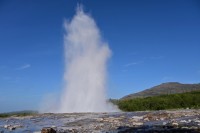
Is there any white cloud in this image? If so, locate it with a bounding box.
[17,64,31,70]
[124,61,142,67]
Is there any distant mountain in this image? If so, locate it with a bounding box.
[121,82,200,100]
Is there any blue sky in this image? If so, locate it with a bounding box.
[0,0,200,112]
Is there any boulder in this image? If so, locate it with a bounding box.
[41,127,56,133]
[132,122,143,126]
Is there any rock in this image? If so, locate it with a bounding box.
[8,126,16,130]
[4,125,16,130]
[1,110,200,132]
[194,120,200,123]
[144,117,149,121]
[172,122,179,126]
[190,126,198,130]
[160,117,164,121]
[94,125,101,130]
[132,116,143,121]
[41,127,56,133]
[4,125,10,129]
[181,127,189,129]
[13,124,23,129]
[67,128,78,133]
[51,125,56,128]
[96,118,103,122]
[132,122,143,126]
[162,122,167,125]
[3,124,22,130]
[180,120,187,123]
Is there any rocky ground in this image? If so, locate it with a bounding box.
[0,109,200,133]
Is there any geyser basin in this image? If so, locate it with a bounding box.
[57,6,118,112]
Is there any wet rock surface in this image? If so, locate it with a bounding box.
[41,127,56,133]
[0,109,199,133]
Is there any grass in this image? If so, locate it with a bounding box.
[114,91,200,111]
[0,110,38,118]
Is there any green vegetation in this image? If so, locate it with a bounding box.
[0,110,38,118]
[115,91,200,111]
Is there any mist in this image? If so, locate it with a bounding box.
[55,6,118,112]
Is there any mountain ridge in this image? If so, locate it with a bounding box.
[121,82,200,100]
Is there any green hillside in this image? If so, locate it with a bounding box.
[116,91,200,111]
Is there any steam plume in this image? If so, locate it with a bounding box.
[57,6,118,112]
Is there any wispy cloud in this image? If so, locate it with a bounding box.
[142,55,164,60]
[124,61,142,67]
[17,64,31,70]
[149,56,164,60]
[128,52,137,55]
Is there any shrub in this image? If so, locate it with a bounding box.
[115,91,200,111]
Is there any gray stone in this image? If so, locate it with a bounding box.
[162,122,167,125]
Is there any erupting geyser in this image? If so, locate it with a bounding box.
[57,6,118,112]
